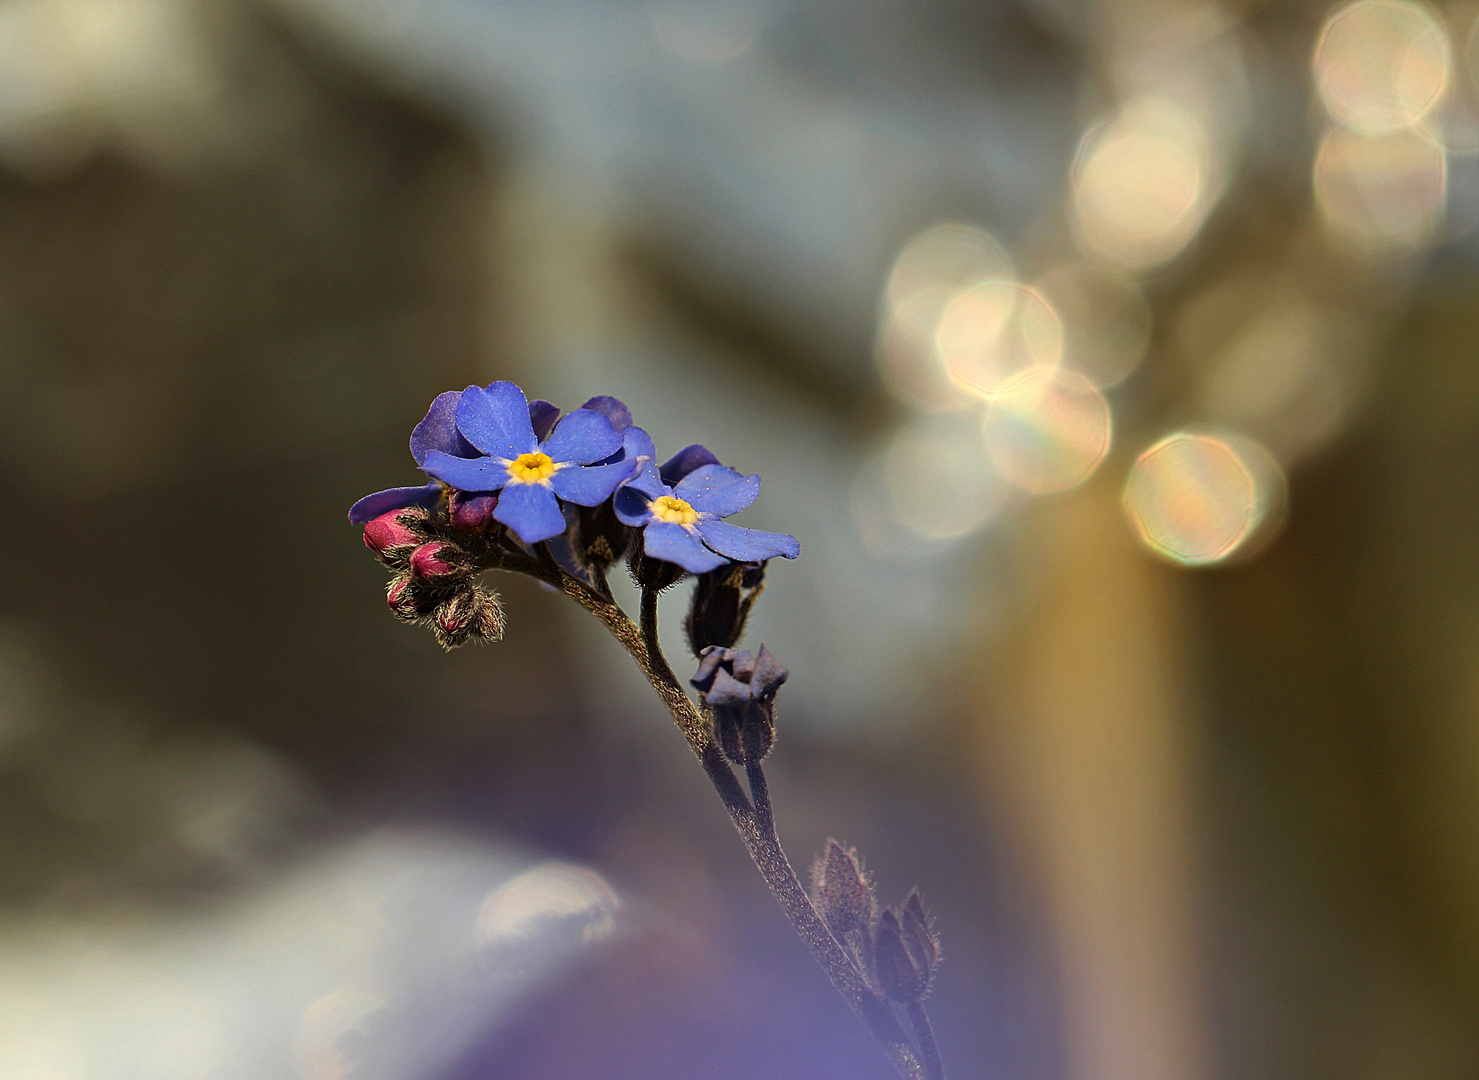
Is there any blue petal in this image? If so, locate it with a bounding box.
[580,396,632,431]
[695,519,800,561]
[421,450,513,492]
[621,426,656,465]
[529,399,561,441]
[642,522,730,574]
[456,382,538,459]
[494,482,567,543]
[675,464,751,510]
[548,459,641,506]
[410,392,478,466]
[541,408,622,464]
[614,482,655,526]
[660,444,719,486]
[680,468,760,517]
[347,483,442,524]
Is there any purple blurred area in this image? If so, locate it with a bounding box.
[1,0,1478,1077]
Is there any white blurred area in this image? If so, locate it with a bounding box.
[0,835,617,1080]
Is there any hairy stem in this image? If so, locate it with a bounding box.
[525,559,933,1080]
[906,1002,946,1080]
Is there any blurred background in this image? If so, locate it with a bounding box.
[0,0,1477,1077]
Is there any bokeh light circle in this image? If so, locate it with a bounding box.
[1034,262,1151,387]
[1314,0,1451,134]
[879,414,1010,540]
[935,280,1063,398]
[1071,98,1213,270]
[876,223,1013,411]
[982,367,1112,493]
[1313,125,1446,249]
[1123,432,1284,566]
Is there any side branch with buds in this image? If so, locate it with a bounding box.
[349,382,946,1079]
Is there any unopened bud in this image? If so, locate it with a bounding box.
[685,560,766,656]
[872,893,941,1003]
[409,541,469,585]
[629,535,686,592]
[431,587,506,648]
[363,508,424,559]
[811,840,875,937]
[386,576,436,622]
[471,589,506,640]
[449,491,498,533]
[435,588,476,641]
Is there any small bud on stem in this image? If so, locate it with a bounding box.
[686,560,766,656]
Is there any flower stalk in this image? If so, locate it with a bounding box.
[350,383,946,1080]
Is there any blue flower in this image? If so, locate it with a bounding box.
[419,381,637,544]
[614,435,799,574]
[347,389,562,525]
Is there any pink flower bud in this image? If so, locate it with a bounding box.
[386,577,426,622]
[409,541,468,585]
[363,509,422,554]
[449,491,498,533]
[435,590,476,639]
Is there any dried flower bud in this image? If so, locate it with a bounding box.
[363,508,424,560]
[691,645,787,766]
[449,491,498,533]
[872,893,941,1003]
[409,541,470,586]
[386,576,437,622]
[811,840,875,937]
[686,560,766,656]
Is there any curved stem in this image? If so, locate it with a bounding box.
[906,1002,946,1080]
[523,562,933,1080]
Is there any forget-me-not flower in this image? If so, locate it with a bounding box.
[614,430,799,573]
[420,381,637,544]
[347,388,561,524]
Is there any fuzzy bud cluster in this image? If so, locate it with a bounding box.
[809,840,941,1005]
[364,506,505,649]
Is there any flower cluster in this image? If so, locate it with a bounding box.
[349,382,946,1079]
[350,381,798,649]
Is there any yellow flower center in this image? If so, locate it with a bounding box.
[506,451,557,484]
[651,495,698,525]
